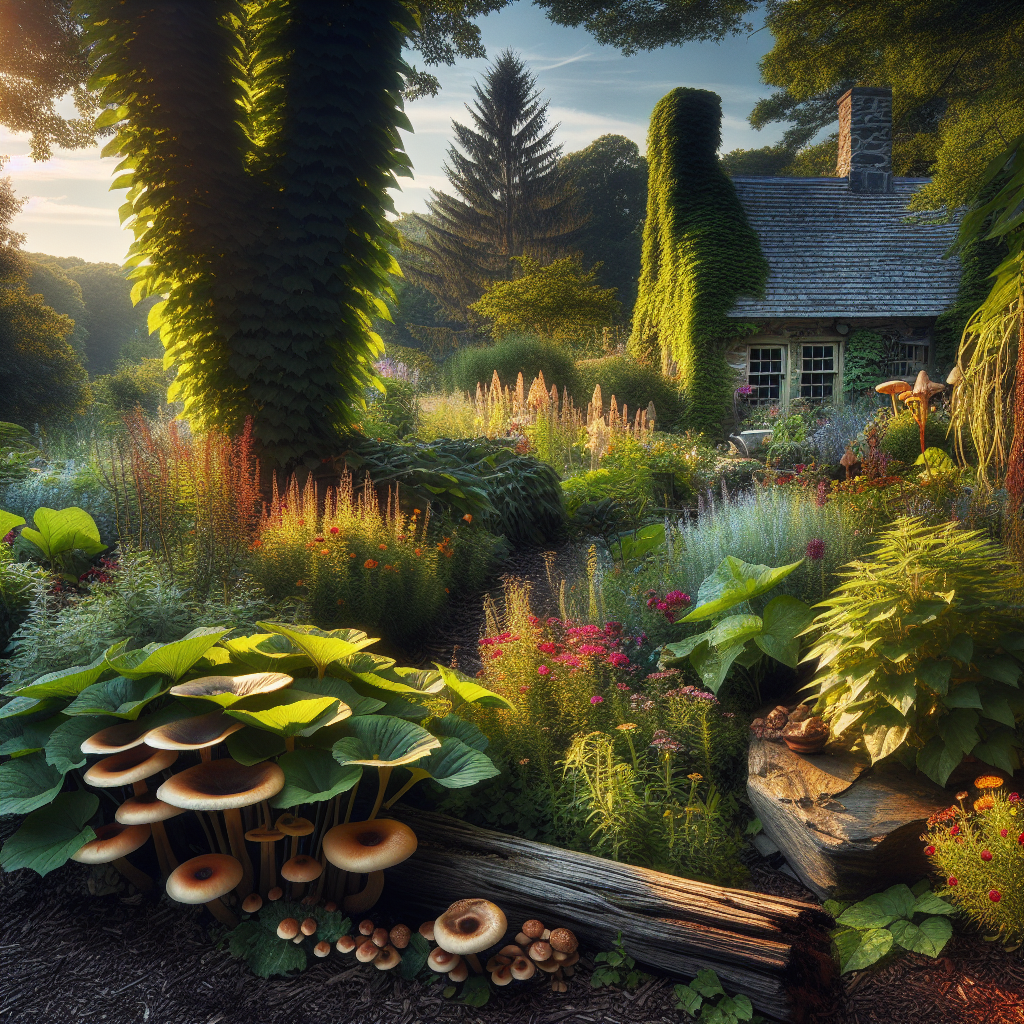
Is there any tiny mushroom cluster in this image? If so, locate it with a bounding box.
[750,704,830,754]
[332,915,413,971]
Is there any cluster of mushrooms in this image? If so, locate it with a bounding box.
[751,704,830,754]
[67,673,419,927]
[874,369,949,454]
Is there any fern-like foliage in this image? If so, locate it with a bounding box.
[81,1,415,468]
[806,517,1024,785]
[629,88,768,434]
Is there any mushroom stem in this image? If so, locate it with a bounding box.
[207,811,230,856]
[466,952,483,974]
[329,782,360,901]
[285,736,295,754]
[222,809,254,898]
[151,820,178,877]
[113,856,153,892]
[889,394,898,416]
[342,870,384,914]
[367,767,392,822]
[259,841,276,898]
[204,896,238,928]
[383,768,430,811]
[132,781,148,798]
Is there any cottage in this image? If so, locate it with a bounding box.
[727,87,962,409]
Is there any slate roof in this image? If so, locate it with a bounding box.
[728,177,962,320]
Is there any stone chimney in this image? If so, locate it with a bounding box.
[836,86,893,193]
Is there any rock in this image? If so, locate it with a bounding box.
[765,706,789,731]
[787,705,812,723]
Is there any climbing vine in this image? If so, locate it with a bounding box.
[629,88,768,434]
[83,0,413,468]
[841,331,886,396]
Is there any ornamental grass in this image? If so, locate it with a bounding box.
[925,783,1024,947]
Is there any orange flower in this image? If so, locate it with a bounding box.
[462,514,473,523]
[974,775,1005,791]
[296,580,304,587]
[349,552,356,559]
[414,548,422,557]
[336,598,345,606]
[413,509,421,515]
[251,540,262,549]
[320,548,329,556]
[384,564,392,571]
[364,559,378,569]
[378,543,387,551]
[974,794,995,812]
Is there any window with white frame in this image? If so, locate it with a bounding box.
[799,344,836,402]
[746,347,784,405]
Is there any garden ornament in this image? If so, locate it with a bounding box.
[72,822,153,893]
[875,379,911,415]
[165,852,243,927]
[434,897,508,974]
[781,717,830,754]
[840,448,857,480]
[144,710,244,762]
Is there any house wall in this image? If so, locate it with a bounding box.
[725,317,935,411]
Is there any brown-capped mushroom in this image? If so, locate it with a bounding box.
[166,853,243,927]
[389,924,411,949]
[336,935,357,953]
[242,893,263,913]
[529,940,552,961]
[267,886,283,901]
[313,940,331,958]
[115,791,183,878]
[536,957,562,974]
[434,898,507,975]
[300,917,318,936]
[277,918,300,940]
[511,956,536,981]
[515,931,532,946]
[323,901,337,912]
[81,719,156,755]
[448,960,469,983]
[374,946,400,970]
[72,822,153,892]
[521,919,545,940]
[548,928,577,954]
[427,948,461,973]
[244,826,284,898]
[274,813,315,862]
[322,819,417,873]
[418,920,435,942]
[144,710,244,762]
[280,854,323,899]
[358,919,375,936]
[557,950,580,968]
[169,672,293,703]
[491,964,513,986]
[355,940,380,963]
[370,927,388,948]
[84,745,178,789]
[485,953,512,972]
[875,379,911,415]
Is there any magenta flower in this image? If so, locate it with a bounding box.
[806,538,826,561]
[537,641,558,655]
[578,644,608,656]
[537,665,550,676]
[607,652,630,668]
[815,480,829,508]
[590,695,604,705]
[616,682,631,691]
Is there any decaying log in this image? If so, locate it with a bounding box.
[386,807,837,1024]
[746,737,952,900]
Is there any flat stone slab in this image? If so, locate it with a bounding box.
[747,737,952,900]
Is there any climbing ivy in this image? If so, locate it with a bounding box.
[629,88,768,434]
[842,330,886,396]
[83,1,413,468]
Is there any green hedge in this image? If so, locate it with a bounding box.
[575,356,684,426]
[445,334,578,395]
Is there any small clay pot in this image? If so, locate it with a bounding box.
[783,734,829,754]
[781,717,830,753]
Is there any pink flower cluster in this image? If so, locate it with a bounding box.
[645,589,691,624]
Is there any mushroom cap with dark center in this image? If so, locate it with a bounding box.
[72,822,151,864]
[156,758,285,810]
[322,819,417,872]
[280,855,323,883]
[169,672,293,700]
[875,380,911,396]
[115,792,185,824]
[275,814,314,837]
[144,710,244,751]
[840,449,857,467]
[166,853,243,904]
[244,827,284,843]
[435,898,507,956]
[946,366,964,387]
[83,745,179,788]
[81,719,154,755]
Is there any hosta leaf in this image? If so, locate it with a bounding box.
[0,752,65,813]
[271,748,362,807]
[916,659,952,696]
[417,737,500,789]
[298,677,386,718]
[333,715,440,768]
[63,677,165,720]
[20,506,106,559]
[256,622,376,674]
[428,714,489,752]
[45,714,119,774]
[970,726,1019,774]
[708,614,763,649]
[0,697,66,722]
[0,791,98,877]
[890,916,951,957]
[107,626,234,681]
[860,706,910,763]
[937,710,979,755]
[689,639,747,695]
[756,595,814,667]
[660,631,714,666]
[226,727,286,766]
[225,691,338,737]
[683,556,803,622]
[834,927,892,973]
[0,509,26,538]
[219,633,312,675]
[435,665,513,709]
[912,891,955,916]
[10,651,115,699]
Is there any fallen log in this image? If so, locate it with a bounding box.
[386,806,837,1024]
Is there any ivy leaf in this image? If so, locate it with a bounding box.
[675,984,703,1016]
[916,659,952,696]
[271,748,362,807]
[0,752,66,814]
[688,638,747,695]
[708,614,763,649]
[298,677,386,718]
[0,791,98,876]
[976,656,1021,686]
[970,727,1019,774]
[458,974,491,1007]
[226,920,306,978]
[220,633,312,675]
[0,697,66,722]
[20,506,106,559]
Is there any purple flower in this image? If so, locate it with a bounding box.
[537,665,550,676]
[735,385,754,396]
[590,695,604,705]
[806,538,826,561]
[815,480,829,508]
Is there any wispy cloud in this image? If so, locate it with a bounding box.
[16,196,120,226]
[5,153,116,182]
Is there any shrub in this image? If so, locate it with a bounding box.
[881,410,954,463]
[807,517,1024,785]
[446,334,578,396]
[924,783,1023,945]
[91,358,173,419]
[575,356,684,427]
[413,392,478,442]
[809,401,876,465]
[841,331,886,397]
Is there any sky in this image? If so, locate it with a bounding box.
[1,1,784,266]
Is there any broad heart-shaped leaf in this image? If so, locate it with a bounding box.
[917,736,963,786]
[689,969,725,998]
[833,927,893,973]
[683,557,804,623]
[399,932,430,980]
[916,659,952,696]
[107,626,234,682]
[20,506,106,559]
[9,650,117,699]
[675,984,703,1017]
[979,684,1020,728]
[271,748,362,807]
[0,509,26,538]
[256,622,377,674]
[0,791,98,877]
[219,633,313,675]
[889,916,952,957]
[945,634,974,665]
[63,677,165,720]
[0,696,66,722]
[417,737,500,789]
[612,523,665,563]
[976,656,1022,686]
[708,613,763,648]
[226,727,286,766]
[689,638,748,695]
[333,715,440,768]
[937,709,979,755]
[912,891,955,917]
[226,919,307,978]
[838,885,915,929]
[225,690,339,738]
[434,664,514,710]
[970,726,1019,774]
[298,677,386,718]
[717,994,754,1022]
[428,714,489,752]
[944,683,982,709]
[755,595,814,668]
[861,706,911,763]
[44,714,119,774]
[878,673,917,717]
[660,630,714,668]
[0,752,65,814]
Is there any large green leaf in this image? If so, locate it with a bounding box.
[271,748,362,807]
[44,714,119,774]
[0,752,65,814]
[688,639,748,695]
[971,726,1020,774]
[9,651,118,699]
[20,506,106,559]
[219,633,313,675]
[917,659,952,696]
[937,709,979,755]
[612,523,665,563]
[976,656,1021,686]
[912,891,955,917]
[256,622,377,674]
[428,714,489,752]
[0,696,66,722]
[225,690,339,737]
[889,916,951,957]
[333,715,440,768]
[755,594,814,667]
[417,737,500,789]
[0,791,98,877]
[916,736,962,786]
[226,727,286,766]
[63,677,165,720]
[106,626,234,681]
[860,706,911,763]
[435,665,514,709]
[979,685,1019,728]
[226,919,307,978]
[660,630,714,668]
[708,614,763,648]
[944,683,982,710]
[878,674,917,717]
[683,557,804,622]
[298,677,386,718]
[0,509,26,538]
[833,927,893,973]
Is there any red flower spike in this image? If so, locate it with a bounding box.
[948,877,958,887]
[924,845,936,856]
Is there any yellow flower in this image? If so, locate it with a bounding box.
[973,795,995,812]
[615,723,638,731]
[973,775,1004,791]
[687,773,703,781]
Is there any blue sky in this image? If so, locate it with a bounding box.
[2,1,784,264]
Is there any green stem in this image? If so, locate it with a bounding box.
[367,766,392,822]
[383,767,429,811]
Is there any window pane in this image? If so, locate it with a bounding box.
[800,344,834,403]
[747,347,783,405]
[887,342,929,378]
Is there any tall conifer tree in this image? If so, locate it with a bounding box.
[408,50,580,319]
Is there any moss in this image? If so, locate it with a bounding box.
[629,88,768,435]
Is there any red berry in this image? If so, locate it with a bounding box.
[989,890,1001,902]
[948,877,958,886]
[924,845,936,856]
[950,825,959,836]
[980,849,993,861]
[1001,829,1009,838]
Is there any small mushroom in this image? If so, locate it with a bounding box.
[528,940,552,961]
[165,853,244,927]
[485,954,512,972]
[418,920,435,942]
[84,745,178,789]
[434,898,507,974]
[274,813,315,863]
[241,893,263,913]
[548,928,577,954]
[355,940,380,963]
[389,924,411,949]
[499,944,524,959]
[875,379,911,415]
[336,935,357,953]
[324,901,338,912]
[491,964,513,986]
[313,940,331,958]
[536,958,562,974]
[515,931,532,946]
[300,917,318,936]
[81,719,156,755]
[267,886,283,901]
[277,918,300,940]
[374,946,401,970]
[840,448,857,480]
[427,947,461,973]
[511,956,536,981]
[280,854,323,899]
[448,960,469,983]
[72,822,153,893]
[144,710,244,762]
[558,950,580,968]
[551,977,568,994]
[358,919,375,936]
[292,933,304,944]
[371,927,389,948]
[521,919,545,940]
[115,792,184,879]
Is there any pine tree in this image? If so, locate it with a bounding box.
[408,50,580,320]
